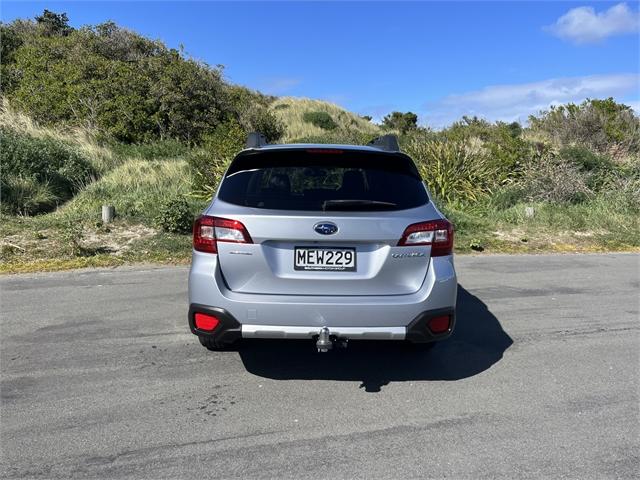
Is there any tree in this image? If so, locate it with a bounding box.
[35,10,72,37]
[2,12,282,144]
[382,111,418,133]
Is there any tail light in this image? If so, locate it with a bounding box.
[193,215,253,254]
[398,219,453,257]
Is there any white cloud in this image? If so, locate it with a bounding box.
[626,99,640,114]
[321,93,350,106]
[546,2,640,44]
[423,73,639,128]
[258,77,301,95]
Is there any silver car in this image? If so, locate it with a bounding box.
[188,134,457,352]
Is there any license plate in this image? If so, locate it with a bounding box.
[294,247,356,271]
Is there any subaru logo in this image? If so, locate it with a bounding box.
[314,222,338,235]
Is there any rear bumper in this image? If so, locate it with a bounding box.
[189,304,455,343]
[188,251,457,342]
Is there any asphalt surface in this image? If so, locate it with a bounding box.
[1,253,638,479]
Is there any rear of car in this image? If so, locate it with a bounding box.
[188,136,457,351]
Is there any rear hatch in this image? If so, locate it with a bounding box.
[208,147,442,296]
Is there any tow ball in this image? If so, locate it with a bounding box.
[315,327,348,353]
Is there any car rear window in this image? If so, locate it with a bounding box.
[218,149,429,211]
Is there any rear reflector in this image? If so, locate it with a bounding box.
[194,312,220,331]
[427,315,451,334]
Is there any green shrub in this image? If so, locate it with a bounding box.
[226,85,285,142]
[156,195,193,233]
[558,145,619,192]
[404,139,498,204]
[302,111,338,131]
[187,120,245,200]
[529,98,640,155]
[490,185,527,210]
[2,12,274,144]
[247,108,285,142]
[559,146,609,171]
[58,215,84,256]
[382,111,418,133]
[0,127,95,213]
[109,139,191,161]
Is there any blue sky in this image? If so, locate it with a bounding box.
[2,1,639,127]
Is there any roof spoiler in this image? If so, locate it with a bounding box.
[246,132,268,149]
[246,131,400,152]
[367,134,400,152]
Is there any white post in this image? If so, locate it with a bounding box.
[102,205,115,223]
[524,206,535,218]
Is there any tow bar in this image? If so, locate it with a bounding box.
[315,327,348,352]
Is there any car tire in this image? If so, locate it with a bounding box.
[198,335,228,351]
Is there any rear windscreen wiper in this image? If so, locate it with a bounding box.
[322,199,398,211]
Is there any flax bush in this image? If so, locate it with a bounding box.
[404,138,498,204]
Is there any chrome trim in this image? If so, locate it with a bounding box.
[241,325,405,340]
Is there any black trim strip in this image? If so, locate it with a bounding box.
[405,307,456,343]
[188,304,242,345]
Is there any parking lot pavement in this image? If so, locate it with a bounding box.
[1,253,638,479]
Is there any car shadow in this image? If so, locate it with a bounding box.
[237,286,513,392]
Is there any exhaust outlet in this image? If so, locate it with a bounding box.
[316,327,332,353]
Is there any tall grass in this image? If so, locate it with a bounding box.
[0,97,118,174]
[108,139,191,162]
[1,176,58,215]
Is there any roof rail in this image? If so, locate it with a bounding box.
[367,134,400,152]
[246,132,268,149]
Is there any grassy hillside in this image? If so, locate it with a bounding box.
[0,99,198,272]
[270,97,382,142]
[1,11,639,273]
[2,95,639,274]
